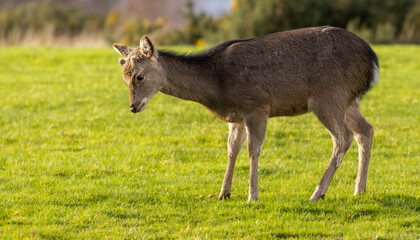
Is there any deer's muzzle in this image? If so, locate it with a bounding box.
[130,105,137,113]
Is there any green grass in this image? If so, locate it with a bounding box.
[0,45,419,239]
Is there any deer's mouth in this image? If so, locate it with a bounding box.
[137,102,147,112]
[130,99,149,113]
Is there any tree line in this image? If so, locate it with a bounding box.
[180,0,420,45]
[0,0,419,46]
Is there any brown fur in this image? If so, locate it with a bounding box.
[113,27,378,201]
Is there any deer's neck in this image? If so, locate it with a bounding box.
[158,50,220,107]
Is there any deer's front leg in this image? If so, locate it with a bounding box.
[244,114,268,202]
[219,122,246,200]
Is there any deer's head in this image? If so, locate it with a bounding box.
[113,36,165,113]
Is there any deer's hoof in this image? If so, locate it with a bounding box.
[354,188,366,195]
[247,195,259,202]
[309,192,325,201]
[218,193,231,200]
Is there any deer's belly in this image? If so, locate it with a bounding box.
[207,108,244,123]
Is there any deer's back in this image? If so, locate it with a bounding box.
[215,26,378,117]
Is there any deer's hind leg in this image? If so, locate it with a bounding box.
[346,103,374,195]
[310,99,354,201]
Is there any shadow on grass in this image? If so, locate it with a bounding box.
[375,194,419,212]
[272,232,335,239]
[104,209,140,220]
[278,193,419,222]
[50,193,109,207]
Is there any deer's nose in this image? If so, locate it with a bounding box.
[130,105,137,113]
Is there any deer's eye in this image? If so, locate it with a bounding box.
[136,75,144,81]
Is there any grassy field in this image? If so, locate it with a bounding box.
[0,45,419,239]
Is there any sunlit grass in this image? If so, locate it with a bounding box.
[0,45,419,239]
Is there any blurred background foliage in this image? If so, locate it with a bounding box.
[0,0,419,46]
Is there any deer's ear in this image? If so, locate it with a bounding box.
[139,35,154,58]
[113,43,131,58]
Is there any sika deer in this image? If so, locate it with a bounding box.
[113,26,378,202]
